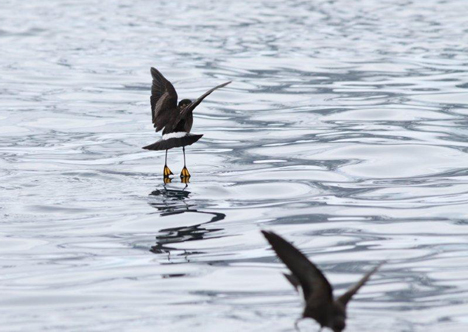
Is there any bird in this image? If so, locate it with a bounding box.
[261,231,381,332]
[143,67,231,180]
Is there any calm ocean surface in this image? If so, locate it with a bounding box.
[1,0,468,331]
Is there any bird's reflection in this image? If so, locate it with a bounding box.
[148,184,226,261]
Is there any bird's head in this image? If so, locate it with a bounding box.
[331,304,347,332]
[332,317,346,332]
[178,99,192,108]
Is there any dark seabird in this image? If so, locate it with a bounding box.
[143,67,231,179]
[262,231,381,332]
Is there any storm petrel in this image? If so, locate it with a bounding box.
[143,67,230,180]
[262,231,381,332]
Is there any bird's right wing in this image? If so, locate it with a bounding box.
[170,81,231,131]
[337,262,382,307]
[150,67,178,132]
[262,231,333,303]
[185,81,231,114]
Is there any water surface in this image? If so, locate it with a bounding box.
[1,0,468,331]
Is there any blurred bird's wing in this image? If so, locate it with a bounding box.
[262,231,333,303]
[284,273,301,292]
[150,67,179,132]
[337,263,382,307]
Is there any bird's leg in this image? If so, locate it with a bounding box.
[180,146,191,179]
[163,149,173,177]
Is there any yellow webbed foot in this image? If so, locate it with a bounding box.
[181,176,190,184]
[163,165,173,177]
[163,177,172,184]
[180,166,191,179]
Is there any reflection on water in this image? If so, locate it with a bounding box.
[148,185,226,259]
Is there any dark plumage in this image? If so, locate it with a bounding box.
[142,134,203,151]
[261,231,381,332]
[143,67,231,180]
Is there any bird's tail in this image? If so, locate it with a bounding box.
[142,134,203,151]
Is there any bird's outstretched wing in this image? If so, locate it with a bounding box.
[337,262,382,307]
[150,67,178,132]
[185,81,231,115]
[167,81,231,133]
[262,231,333,303]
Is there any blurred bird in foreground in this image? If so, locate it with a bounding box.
[262,230,382,332]
[143,67,231,181]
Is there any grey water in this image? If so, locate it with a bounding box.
[1,0,468,331]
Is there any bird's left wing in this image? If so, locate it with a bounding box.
[150,67,178,132]
[262,231,333,303]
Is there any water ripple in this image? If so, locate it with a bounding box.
[2,0,468,331]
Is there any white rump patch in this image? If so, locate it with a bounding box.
[162,132,187,140]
